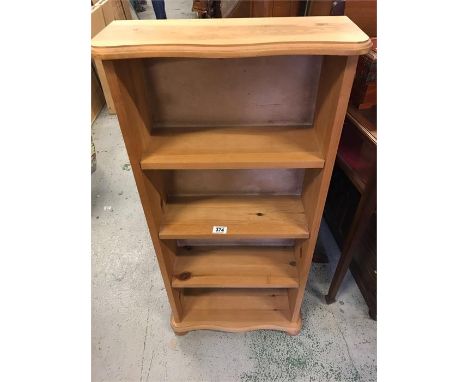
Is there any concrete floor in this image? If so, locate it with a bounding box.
[91,106,376,381]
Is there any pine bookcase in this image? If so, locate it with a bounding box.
[92,16,371,335]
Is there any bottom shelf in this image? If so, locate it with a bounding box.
[172,289,301,335]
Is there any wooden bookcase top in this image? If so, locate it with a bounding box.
[91,16,371,59]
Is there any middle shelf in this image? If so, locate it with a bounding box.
[172,246,299,288]
[159,195,309,239]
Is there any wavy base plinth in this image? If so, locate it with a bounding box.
[170,314,302,336]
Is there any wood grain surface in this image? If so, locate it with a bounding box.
[172,246,299,288]
[91,17,371,59]
[172,289,302,335]
[159,196,309,239]
[141,126,324,170]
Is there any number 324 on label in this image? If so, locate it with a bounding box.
[212,226,228,234]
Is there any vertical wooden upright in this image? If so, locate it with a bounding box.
[92,17,371,335]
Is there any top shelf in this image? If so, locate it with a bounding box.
[141,125,324,170]
[91,16,372,59]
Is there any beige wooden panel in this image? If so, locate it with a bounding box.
[91,17,372,59]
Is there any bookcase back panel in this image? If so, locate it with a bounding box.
[145,56,322,127]
[176,239,296,247]
[151,169,304,196]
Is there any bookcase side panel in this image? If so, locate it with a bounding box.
[103,59,183,322]
[291,55,359,321]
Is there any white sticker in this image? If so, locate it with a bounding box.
[212,226,228,234]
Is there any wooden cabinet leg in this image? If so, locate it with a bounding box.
[326,171,376,304]
[325,237,356,304]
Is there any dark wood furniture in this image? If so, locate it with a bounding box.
[324,105,377,319]
[350,38,376,110]
[192,0,222,18]
[308,0,376,38]
[221,0,306,18]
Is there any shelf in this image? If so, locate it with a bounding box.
[172,246,299,288]
[171,289,301,334]
[140,125,324,170]
[159,195,309,239]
